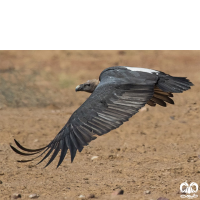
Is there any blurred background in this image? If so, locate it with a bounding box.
[0,50,199,108]
[0,51,200,200]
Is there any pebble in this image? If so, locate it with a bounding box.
[0,180,2,184]
[111,189,124,197]
[91,156,99,161]
[12,193,21,199]
[144,190,151,194]
[29,194,39,199]
[140,107,148,112]
[170,116,175,120]
[78,194,85,199]
[157,198,169,200]
[88,194,95,198]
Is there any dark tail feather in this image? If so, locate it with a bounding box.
[151,97,166,107]
[153,93,174,104]
[147,100,156,106]
[158,73,193,93]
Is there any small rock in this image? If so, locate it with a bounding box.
[78,194,85,199]
[12,193,21,199]
[34,139,38,143]
[91,156,99,161]
[140,107,148,112]
[111,189,124,197]
[144,190,151,194]
[0,180,2,184]
[88,194,95,198]
[29,194,39,199]
[28,164,35,168]
[157,197,169,200]
[0,172,4,175]
[108,155,116,159]
[170,116,175,120]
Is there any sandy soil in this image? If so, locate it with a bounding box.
[0,51,200,200]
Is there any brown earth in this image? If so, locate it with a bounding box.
[0,51,200,200]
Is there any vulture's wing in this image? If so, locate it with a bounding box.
[11,69,158,167]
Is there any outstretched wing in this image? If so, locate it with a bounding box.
[11,69,158,167]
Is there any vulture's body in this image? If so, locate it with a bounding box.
[11,66,193,167]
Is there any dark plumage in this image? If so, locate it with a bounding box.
[10,66,193,167]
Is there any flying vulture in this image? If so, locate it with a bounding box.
[10,66,193,168]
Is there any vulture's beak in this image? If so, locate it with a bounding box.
[75,84,84,92]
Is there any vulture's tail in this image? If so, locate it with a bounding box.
[147,73,193,107]
[157,73,194,93]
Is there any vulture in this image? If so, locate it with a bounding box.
[10,66,193,168]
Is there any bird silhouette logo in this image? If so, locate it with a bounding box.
[180,181,198,199]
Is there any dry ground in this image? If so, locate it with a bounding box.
[0,51,200,200]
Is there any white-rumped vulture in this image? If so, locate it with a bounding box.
[11,66,193,167]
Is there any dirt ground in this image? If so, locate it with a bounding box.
[0,51,200,200]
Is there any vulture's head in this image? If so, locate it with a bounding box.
[75,79,99,93]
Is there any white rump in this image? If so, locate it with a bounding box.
[126,67,159,75]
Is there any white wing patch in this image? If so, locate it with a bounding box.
[126,67,159,75]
